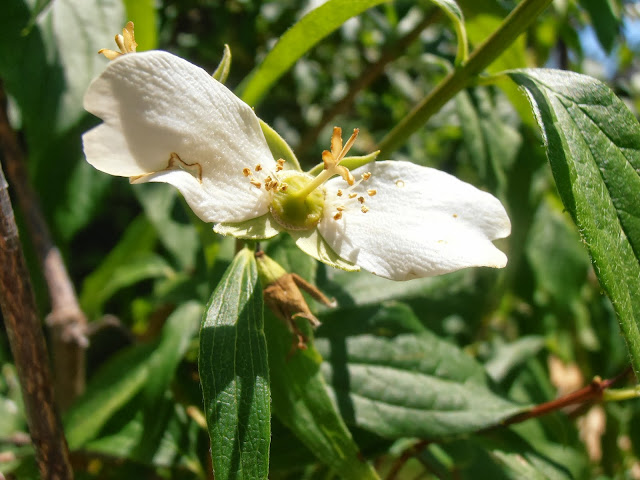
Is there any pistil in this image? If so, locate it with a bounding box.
[291,127,358,201]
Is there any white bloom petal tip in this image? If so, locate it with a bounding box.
[82,49,275,224]
[317,160,511,281]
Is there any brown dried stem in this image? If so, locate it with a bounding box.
[295,8,442,157]
[0,151,73,479]
[0,83,87,410]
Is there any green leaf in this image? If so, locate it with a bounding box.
[134,183,200,270]
[0,0,124,240]
[458,0,534,126]
[456,87,522,196]
[579,0,619,53]
[507,68,640,375]
[123,0,157,51]
[65,301,203,449]
[265,311,380,480]
[199,248,270,480]
[79,216,175,318]
[422,430,580,480]
[429,0,468,65]
[239,0,389,106]
[84,398,203,475]
[315,303,525,438]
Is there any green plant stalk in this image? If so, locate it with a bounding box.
[603,386,640,402]
[376,0,552,158]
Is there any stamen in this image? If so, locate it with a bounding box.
[349,193,357,199]
[255,164,262,172]
[337,189,343,197]
[276,159,286,171]
[358,196,365,204]
[279,183,288,192]
[99,22,137,60]
[250,179,261,189]
[336,206,345,211]
[361,206,369,213]
[334,212,343,220]
[243,168,251,176]
[367,189,377,196]
[362,172,372,181]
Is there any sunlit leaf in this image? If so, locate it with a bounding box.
[508,68,640,375]
[199,248,270,479]
[315,303,525,438]
[239,0,389,106]
[65,302,203,449]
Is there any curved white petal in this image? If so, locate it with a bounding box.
[318,161,511,281]
[83,50,275,223]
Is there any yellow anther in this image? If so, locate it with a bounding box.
[349,193,357,199]
[367,189,377,196]
[99,21,138,60]
[243,168,251,176]
[279,183,288,192]
[358,196,365,204]
[361,206,369,213]
[334,211,343,220]
[362,172,372,181]
[255,164,262,172]
[337,189,343,197]
[336,206,345,211]
[250,179,262,189]
[276,159,286,171]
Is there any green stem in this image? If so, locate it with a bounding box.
[603,386,640,402]
[376,0,553,158]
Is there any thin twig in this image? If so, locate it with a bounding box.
[0,149,73,479]
[499,366,633,427]
[385,367,632,479]
[385,440,429,480]
[0,83,87,410]
[295,9,442,157]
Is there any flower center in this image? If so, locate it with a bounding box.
[244,127,373,230]
[269,172,325,230]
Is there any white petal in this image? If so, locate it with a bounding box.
[83,51,275,223]
[318,161,511,281]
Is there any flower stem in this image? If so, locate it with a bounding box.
[603,386,640,402]
[376,0,553,158]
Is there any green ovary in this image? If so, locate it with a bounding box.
[270,173,325,230]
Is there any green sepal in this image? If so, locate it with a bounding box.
[308,150,379,176]
[260,119,301,171]
[214,214,282,240]
[212,44,232,84]
[289,229,359,272]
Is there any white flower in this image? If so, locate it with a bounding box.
[83,50,511,281]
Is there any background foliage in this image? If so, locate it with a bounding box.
[1,0,640,478]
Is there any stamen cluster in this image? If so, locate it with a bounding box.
[333,172,376,220]
[242,162,288,192]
